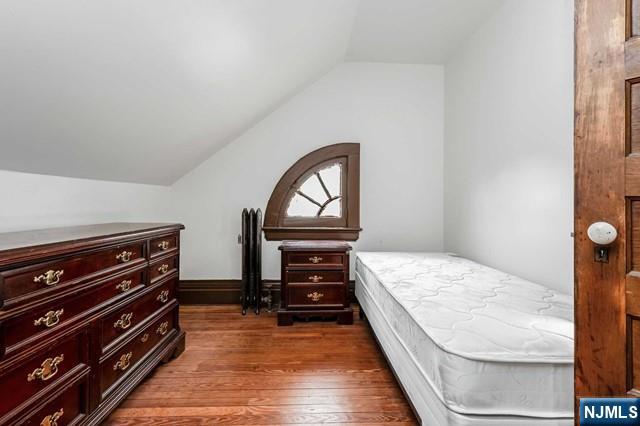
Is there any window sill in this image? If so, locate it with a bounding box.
[262,226,361,241]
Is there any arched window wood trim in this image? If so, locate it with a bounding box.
[263,143,361,241]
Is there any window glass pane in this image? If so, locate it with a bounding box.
[320,197,341,217]
[297,173,327,204]
[286,193,318,217]
[319,163,341,196]
[285,162,343,218]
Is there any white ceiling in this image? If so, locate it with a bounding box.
[346,0,505,64]
[0,0,502,185]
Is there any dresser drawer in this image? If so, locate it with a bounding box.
[150,234,178,258]
[287,283,346,309]
[285,270,345,285]
[149,255,178,284]
[14,375,88,426]
[100,307,176,397]
[0,331,87,418]
[0,241,145,308]
[101,278,176,351]
[1,268,145,356]
[285,252,345,268]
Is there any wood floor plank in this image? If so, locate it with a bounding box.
[119,396,411,409]
[105,305,417,425]
[109,402,414,417]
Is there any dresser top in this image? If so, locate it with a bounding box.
[279,240,352,252]
[0,222,184,266]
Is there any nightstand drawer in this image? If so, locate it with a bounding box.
[286,253,344,268]
[285,270,344,284]
[287,284,346,309]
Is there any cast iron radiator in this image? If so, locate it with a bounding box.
[241,208,262,315]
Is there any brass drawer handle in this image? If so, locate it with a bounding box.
[157,290,169,303]
[309,275,323,283]
[158,241,170,250]
[34,309,64,328]
[40,408,64,426]
[140,333,149,343]
[158,264,169,274]
[307,292,324,302]
[116,279,132,293]
[156,321,169,336]
[114,312,133,330]
[116,251,133,263]
[308,256,323,264]
[27,354,64,382]
[34,269,64,286]
[113,351,132,371]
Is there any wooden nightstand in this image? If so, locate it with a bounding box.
[277,240,353,326]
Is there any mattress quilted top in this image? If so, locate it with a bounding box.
[356,252,574,363]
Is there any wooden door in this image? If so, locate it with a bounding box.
[575,0,640,407]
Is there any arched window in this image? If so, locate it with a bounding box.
[263,143,361,241]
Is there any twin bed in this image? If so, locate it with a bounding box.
[355,252,574,426]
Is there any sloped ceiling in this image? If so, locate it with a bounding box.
[0,0,358,184]
[346,0,505,64]
[0,0,502,185]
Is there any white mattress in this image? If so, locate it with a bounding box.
[355,252,574,421]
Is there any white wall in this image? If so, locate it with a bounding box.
[173,62,444,279]
[444,0,574,293]
[0,170,174,232]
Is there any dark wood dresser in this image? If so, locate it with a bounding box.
[0,223,185,425]
[278,241,353,326]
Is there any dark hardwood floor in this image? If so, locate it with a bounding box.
[105,305,417,425]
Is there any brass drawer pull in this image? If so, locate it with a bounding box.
[156,321,169,336]
[307,292,324,302]
[34,309,64,328]
[140,333,149,343]
[116,279,132,293]
[114,312,133,330]
[40,408,64,426]
[308,256,323,264]
[309,275,323,283]
[113,352,132,371]
[33,269,64,286]
[158,264,169,274]
[116,251,133,263]
[158,241,170,250]
[157,290,169,303]
[27,354,64,382]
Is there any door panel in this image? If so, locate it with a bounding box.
[631,0,640,38]
[629,316,640,393]
[629,200,640,271]
[629,82,640,153]
[575,0,627,407]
